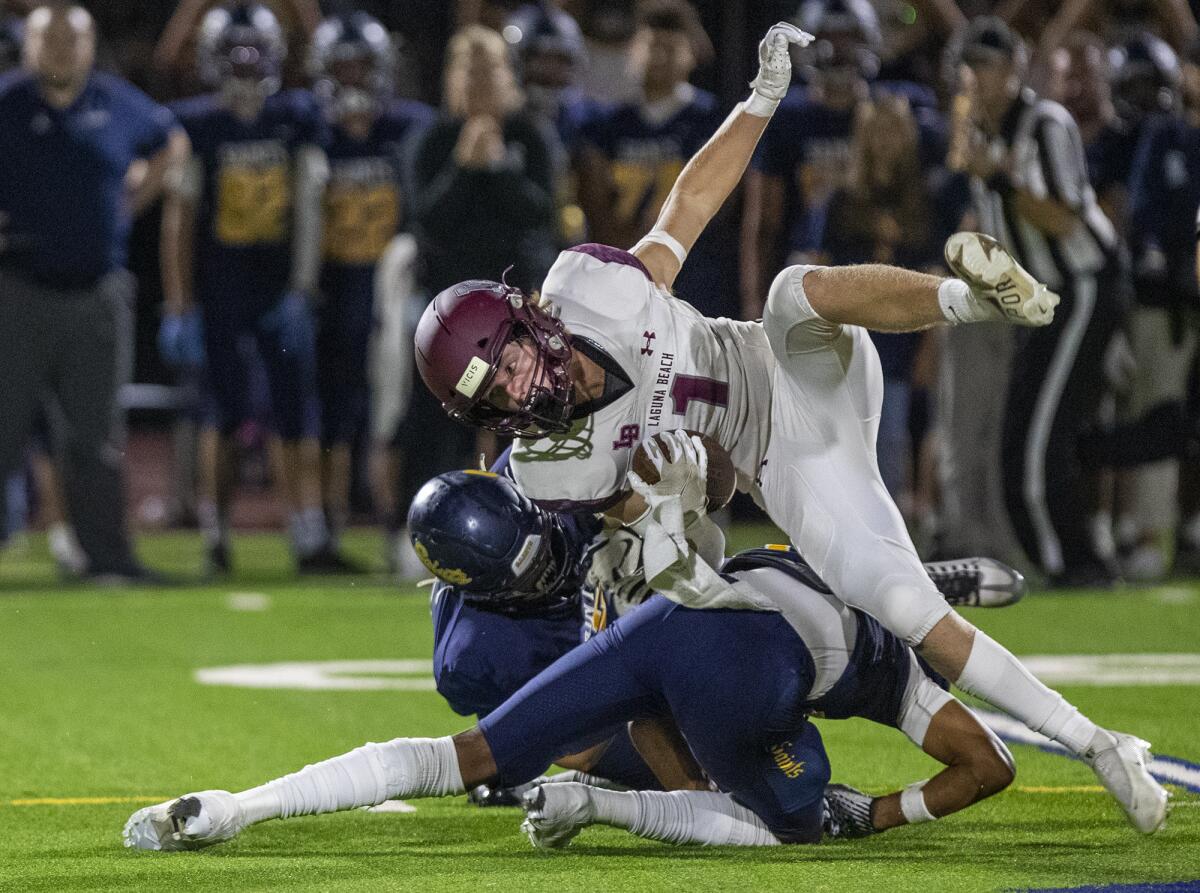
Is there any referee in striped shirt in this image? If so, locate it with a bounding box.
[952,18,1123,587]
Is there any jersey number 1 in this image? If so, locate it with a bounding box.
[670,374,729,415]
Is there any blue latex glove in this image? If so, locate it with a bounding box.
[259,290,316,357]
[158,308,205,369]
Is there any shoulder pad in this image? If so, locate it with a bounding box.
[721,545,833,594]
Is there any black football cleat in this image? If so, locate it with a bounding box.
[297,547,370,576]
[822,784,878,839]
[924,557,1027,607]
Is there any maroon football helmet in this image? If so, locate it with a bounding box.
[414,280,575,438]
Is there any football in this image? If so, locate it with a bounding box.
[630,430,737,512]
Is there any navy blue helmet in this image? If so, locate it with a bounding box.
[408,471,582,616]
[309,12,396,117]
[1110,32,1180,121]
[794,0,882,83]
[198,3,286,96]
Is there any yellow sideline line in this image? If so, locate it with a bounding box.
[1014,785,1105,794]
[7,796,165,806]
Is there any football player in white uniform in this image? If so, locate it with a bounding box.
[412,24,1168,833]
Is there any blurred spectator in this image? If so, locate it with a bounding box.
[821,94,939,503]
[309,12,433,558]
[574,0,732,314]
[741,0,942,318]
[949,17,1123,587]
[397,24,557,573]
[160,3,353,575]
[0,5,186,582]
[569,0,642,105]
[503,2,594,245]
[410,24,557,290]
[1084,36,1200,578]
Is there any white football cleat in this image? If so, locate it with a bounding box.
[1085,732,1170,834]
[944,231,1060,326]
[924,557,1027,607]
[123,790,245,851]
[520,783,595,849]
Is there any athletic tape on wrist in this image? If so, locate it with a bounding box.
[900,781,936,824]
[743,93,779,118]
[633,229,688,266]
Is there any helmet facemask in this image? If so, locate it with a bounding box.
[450,294,575,439]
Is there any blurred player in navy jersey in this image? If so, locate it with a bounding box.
[160,4,351,575]
[504,2,594,248]
[0,5,187,582]
[741,0,944,319]
[574,0,735,316]
[308,12,432,554]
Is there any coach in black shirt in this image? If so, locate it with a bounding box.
[951,17,1123,587]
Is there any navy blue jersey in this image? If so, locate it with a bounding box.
[171,89,328,302]
[1128,113,1200,307]
[0,71,175,288]
[578,89,736,315]
[1087,118,1144,198]
[430,585,583,719]
[319,99,433,302]
[428,447,601,719]
[478,546,929,839]
[752,83,945,260]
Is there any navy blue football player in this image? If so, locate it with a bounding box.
[308,13,433,551]
[411,467,663,799]
[127,472,1059,852]
[573,0,737,316]
[160,4,347,575]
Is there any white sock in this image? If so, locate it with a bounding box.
[234,736,464,825]
[589,789,780,846]
[198,499,228,549]
[48,523,88,574]
[937,278,1002,324]
[289,507,329,558]
[956,631,1104,755]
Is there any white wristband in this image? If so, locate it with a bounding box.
[633,229,688,266]
[742,93,779,118]
[900,781,936,824]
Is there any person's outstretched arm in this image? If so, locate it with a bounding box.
[631,23,812,290]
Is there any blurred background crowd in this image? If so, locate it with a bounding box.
[0,0,1198,589]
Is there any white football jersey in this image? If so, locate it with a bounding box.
[511,245,775,511]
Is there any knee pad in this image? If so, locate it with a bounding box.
[763,265,840,357]
[867,574,952,647]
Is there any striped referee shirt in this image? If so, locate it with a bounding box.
[971,88,1117,291]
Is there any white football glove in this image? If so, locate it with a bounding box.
[584,527,652,615]
[627,430,708,519]
[627,432,778,614]
[748,22,814,112]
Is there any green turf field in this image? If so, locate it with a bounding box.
[2,528,1198,892]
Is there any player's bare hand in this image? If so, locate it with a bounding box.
[750,22,814,103]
